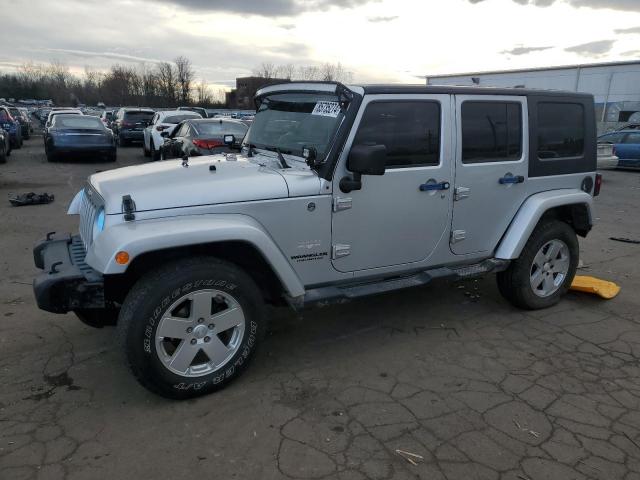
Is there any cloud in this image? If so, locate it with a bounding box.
[153,0,379,16]
[565,39,615,56]
[468,0,640,11]
[367,15,399,22]
[501,45,553,55]
[615,26,640,34]
[621,50,640,57]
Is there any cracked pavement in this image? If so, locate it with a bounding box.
[1,140,639,480]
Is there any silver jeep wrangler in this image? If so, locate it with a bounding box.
[33,82,600,398]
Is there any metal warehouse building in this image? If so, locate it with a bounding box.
[425,60,640,134]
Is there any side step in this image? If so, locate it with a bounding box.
[300,259,509,307]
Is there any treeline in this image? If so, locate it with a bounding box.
[0,57,226,108]
[252,62,353,82]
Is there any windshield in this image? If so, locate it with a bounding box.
[55,116,104,129]
[244,92,346,159]
[194,121,248,137]
[164,114,201,124]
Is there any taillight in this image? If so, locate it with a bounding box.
[193,139,223,149]
[594,173,602,197]
[122,121,133,128]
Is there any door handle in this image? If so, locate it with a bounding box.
[419,181,450,192]
[499,175,525,185]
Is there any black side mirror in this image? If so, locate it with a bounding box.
[160,131,169,138]
[340,143,386,193]
[224,134,235,146]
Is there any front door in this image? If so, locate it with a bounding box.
[331,95,453,273]
[451,95,529,255]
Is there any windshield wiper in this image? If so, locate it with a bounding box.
[263,145,291,169]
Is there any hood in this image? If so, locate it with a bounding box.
[91,155,289,214]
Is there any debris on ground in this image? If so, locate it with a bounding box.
[610,237,640,245]
[8,192,54,206]
[395,449,424,466]
[570,275,621,299]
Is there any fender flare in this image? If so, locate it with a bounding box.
[495,189,593,260]
[85,213,305,297]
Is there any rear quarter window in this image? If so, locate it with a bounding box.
[537,103,584,159]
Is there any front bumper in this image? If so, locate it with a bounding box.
[33,234,105,313]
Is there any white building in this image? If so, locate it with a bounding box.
[426,60,640,133]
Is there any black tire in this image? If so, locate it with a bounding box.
[108,150,117,162]
[75,308,119,328]
[143,140,151,157]
[117,257,266,399]
[0,147,6,164]
[150,139,160,161]
[46,151,57,162]
[119,135,129,147]
[497,220,579,310]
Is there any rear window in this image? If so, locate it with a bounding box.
[537,103,584,159]
[124,111,154,122]
[164,114,201,124]
[462,102,522,163]
[194,121,248,137]
[55,116,103,129]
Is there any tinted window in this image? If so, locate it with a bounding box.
[353,101,441,167]
[461,102,522,163]
[124,111,154,122]
[623,133,640,144]
[55,116,103,129]
[194,121,248,137]
[537,103,584,159]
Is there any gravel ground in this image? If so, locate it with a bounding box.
[1,135,639,480]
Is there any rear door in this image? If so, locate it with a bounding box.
[451,95,529,255]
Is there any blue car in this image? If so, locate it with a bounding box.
[0,106,23,149]
[598,129,640,169]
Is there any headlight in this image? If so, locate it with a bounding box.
[93,208,105,239]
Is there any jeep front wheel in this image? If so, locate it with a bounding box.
[117,257,266,399]
[497,220,578,310]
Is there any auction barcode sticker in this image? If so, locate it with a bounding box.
[312,101,341,117]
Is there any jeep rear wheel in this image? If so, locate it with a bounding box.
[117,257,266,399]
[497,220,578,310]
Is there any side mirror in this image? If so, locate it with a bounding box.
[340,143,387,193]
[224,134,235,146]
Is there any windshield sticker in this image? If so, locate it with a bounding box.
[312,101,341,118]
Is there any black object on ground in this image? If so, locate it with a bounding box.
[9,192,55,206]
[610,237,640,245]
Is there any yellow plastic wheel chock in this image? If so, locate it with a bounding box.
[570,275,621,300]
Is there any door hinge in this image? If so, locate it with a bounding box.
[451,230,466,243]
[333,197,352,212]
[454,186,470,201]
[332,244,351,259]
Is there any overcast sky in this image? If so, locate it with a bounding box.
[0,0,638,90]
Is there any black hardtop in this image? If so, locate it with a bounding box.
[360,84,594,99]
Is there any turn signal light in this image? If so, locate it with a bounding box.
[115,251,130,265]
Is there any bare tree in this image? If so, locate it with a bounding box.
[156,61,178,105]
[174,56,194,104]
[195,79,212,105]
[252,62,278,79]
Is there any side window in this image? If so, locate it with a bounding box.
[537,103,584,159]
[352,101,441,168]
[623,133,640,144]
[461,102,522,163]
[174,123,188,137]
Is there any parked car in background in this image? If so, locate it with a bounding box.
[112,108,155,146]
[18,107,33,137]
[596,143,618,169]
[100,110,116,128]
[158,118,248,160]
[44,109,83,145]
[0,106,23,149]
[0,127,10,163]
[9,107,31,140]
[178,106,209,118]
[598,130,640,169]
[143,110,202,160]
[44,114,116,162]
